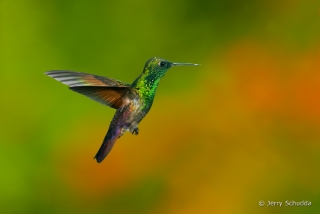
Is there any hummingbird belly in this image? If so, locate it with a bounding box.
[117,97,145,136]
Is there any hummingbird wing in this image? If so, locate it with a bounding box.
[46,70,131,109]
[45,70,130,87]
[69,86,130,109]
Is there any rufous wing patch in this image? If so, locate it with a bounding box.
[69,86,129,109]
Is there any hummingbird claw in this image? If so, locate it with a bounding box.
[132,127,139,136]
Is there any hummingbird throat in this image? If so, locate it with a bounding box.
[132,71,163,102]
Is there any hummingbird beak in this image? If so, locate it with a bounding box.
[172,62,200,66]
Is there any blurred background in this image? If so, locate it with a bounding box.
[1,0,320,213]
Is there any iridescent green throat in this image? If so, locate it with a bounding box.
[131,70,162,109]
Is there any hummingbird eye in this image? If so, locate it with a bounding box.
[159,61,166,67]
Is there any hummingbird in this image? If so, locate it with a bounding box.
[45,57,199,163]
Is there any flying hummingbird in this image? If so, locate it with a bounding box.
[46,57,199,163]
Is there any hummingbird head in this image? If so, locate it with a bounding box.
[132,57,199,90]
[143,57,200,79]
[143,57,172,79]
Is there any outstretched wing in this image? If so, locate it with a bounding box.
[45,70,130,87]
[45,70,131,109]
[70,86,129,109]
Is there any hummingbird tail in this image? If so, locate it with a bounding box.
[94,126,121,163]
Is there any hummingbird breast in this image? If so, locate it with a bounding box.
[109,86,156,137]
[111,90,146,135]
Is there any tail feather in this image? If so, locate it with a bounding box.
[94,126,121,163]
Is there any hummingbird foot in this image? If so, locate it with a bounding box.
[118,128,126,138]
[132,127,139,135]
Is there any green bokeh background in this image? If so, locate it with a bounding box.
[1,0,320,213]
